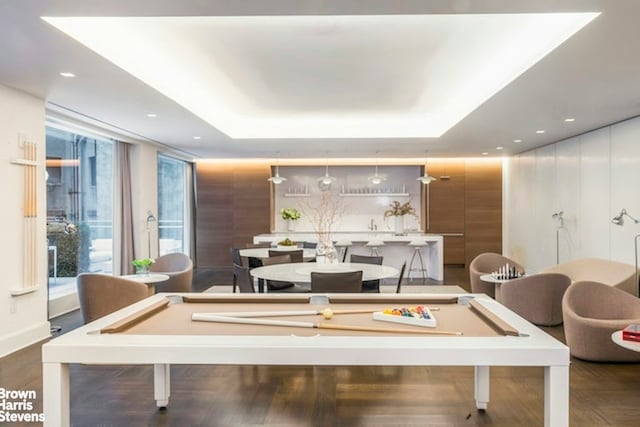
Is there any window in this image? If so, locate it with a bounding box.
[157,154,190,256]
[46,126,114,297]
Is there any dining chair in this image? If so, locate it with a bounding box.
[230,248,243,293]
[245,242,272,248]
[395,262,407,294]
[260,255,309,293]
[302,242,317,249]
[269,249,304,263]
[77,273,149,324]
[350,254,384,293]
[311,270,363,293]
[233,263,255,293]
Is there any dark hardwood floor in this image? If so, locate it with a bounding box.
[2,266,640,426]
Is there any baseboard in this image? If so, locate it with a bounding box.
[49,291,80,318]
[0,321,51,359]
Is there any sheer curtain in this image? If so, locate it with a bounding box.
[115,141,135,275]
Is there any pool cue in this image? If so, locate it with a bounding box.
[193,307,439,318]
[192,313,462,336]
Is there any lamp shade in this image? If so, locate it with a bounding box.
[267,164,287,184]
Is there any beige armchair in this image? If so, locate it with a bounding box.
[77,273,149,324]
[500,273,571,326]
[469,253,525,298]
[542,257,636,296]
[150,253,193,293]
[562,280,640,362]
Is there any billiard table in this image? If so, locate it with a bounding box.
[42,293,569,426]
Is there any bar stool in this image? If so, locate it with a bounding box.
[334,239,352,263]
[365,238,385,256]
[407,238,428,282]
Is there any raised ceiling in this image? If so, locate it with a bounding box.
[1,1,639,160]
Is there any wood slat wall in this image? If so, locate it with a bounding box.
[195,162,271,268]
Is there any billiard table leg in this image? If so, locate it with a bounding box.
[43,362,69,427]
[154,363,171,408]
[474,365,490,410]
[544,365,569,427]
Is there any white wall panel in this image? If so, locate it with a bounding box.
[610,117,640,265]
[578,127,611,259]
[555,137,580,264]
[533,144,557,272]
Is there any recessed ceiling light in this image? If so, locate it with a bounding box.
[564,118,575,122]
[496,146,504,150]
[513,139,522,143]
[193,136,201,140]
[536,130,545,134]
[59,72,75,78]
[146,113,157,118]
[481,152,489,156]
[43,13,599,139]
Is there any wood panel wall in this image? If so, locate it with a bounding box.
[424,159,502,266]
[195,162,271,268]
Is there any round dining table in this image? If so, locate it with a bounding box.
[249,262,399,292]
[239,247,317,261]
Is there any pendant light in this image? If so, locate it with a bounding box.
[267,156,287,184]
[417,154,437,184]
[368,153,385,185]
[317,158,336,188]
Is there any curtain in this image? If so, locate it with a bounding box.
[115,141,135,275]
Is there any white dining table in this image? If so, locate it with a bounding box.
[239,247,316,261]
[249,262,399,292]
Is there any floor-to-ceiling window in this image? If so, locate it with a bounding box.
[157,154,191,256]
[46,126,114,302]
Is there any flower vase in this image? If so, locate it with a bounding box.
[135,265,149,275]
[287,219,295,232]
[394,215,405,236]
[316,235,338,264]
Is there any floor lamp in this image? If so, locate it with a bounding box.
[611,208,640,296]
[146,210,156,259]
[552,211,565,264]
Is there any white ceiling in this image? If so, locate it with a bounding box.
[1,1,640,160]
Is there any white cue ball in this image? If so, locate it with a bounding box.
[321,308,334,320]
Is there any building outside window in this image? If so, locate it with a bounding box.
[157,154,189,256]
[45,126,114,299]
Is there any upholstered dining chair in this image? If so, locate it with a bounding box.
[269,249,304,263]
[469,252,524,299]
[311,270,363,293]
[245,242,272,248]
[562,280,640,362]
[500,273,571,326]
[350,254,383,292]
[150,253,193,293]
[77,273,149,324]
[233,263,255,293]
[260,254,308,293]
[395,262,407,294]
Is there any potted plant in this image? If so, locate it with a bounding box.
[383,200,418,235]
[132,258,154,275]
[281,208,301,231]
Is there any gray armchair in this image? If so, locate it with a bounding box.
[469,252,524,298]
[150,253,193,293]
[77,273,149,324]
[500,273,571,326]
[562,280,640,362]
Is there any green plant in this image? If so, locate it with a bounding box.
[281,208,301,221]
[132,258,154,268]
[383,200,418,218]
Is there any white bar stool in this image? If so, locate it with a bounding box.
[407,238,428,282]
[365,238,385,256]
[334,239,352,263]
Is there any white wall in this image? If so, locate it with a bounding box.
[0,84,50,357]
[505,116,640,275]
[273,165,422,233]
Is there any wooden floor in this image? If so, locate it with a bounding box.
[2,266,640,426]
